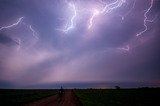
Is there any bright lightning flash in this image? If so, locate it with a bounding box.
[0,17,39,51]
[117,0,154,52]
[136,0,154,37]
[88,0,126,29]
[88,9,100,29]
[0,17,39,39]
[63,3,77,33]
[119,0,137,20]
[61,0,126,32]
[101,0,126,14]
[0,17,24,31]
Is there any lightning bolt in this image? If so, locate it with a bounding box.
[101,0,126,14]
[117,0,154,52]
[63,3,77,33]
[0,17,24,31]
[29,25,39,39]
[0,16,39,39]
[0,17,23,51]
[118,45,130,51]
[61,0,155,39]
[61,0,126,31]
[88,9,100,29]
[136,0,154,37]
[120,0,136,20]
[0,16,39,51]
[88,0,126,29]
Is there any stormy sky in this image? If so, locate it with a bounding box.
[0,0,160,88]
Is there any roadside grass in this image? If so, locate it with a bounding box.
[0,89,58,105]
[75,88,160,106]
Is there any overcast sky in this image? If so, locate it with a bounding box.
[0,0,160,88]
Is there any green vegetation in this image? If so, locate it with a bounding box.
[75,88,160,106]
[0,89,58,105]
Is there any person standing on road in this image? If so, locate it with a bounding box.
[58,86,64,102]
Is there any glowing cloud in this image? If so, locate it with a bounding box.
[88,9,100,29]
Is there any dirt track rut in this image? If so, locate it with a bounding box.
[23,90,82,106]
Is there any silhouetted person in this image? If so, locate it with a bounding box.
[58,86,64,102]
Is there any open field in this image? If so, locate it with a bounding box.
[75,88,160,106]
[1,88,160,106]
[0,89,57,105]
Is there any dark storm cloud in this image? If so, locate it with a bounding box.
[0,0,160,88]
[0,33,15,45]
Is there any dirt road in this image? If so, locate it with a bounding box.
[23,90,82,106]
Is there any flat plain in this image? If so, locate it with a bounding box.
[75,88,160,106]
[0,88,160,106]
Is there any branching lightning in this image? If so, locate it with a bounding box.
[0,17,24,31]
[0,17,39,39]
[101,0,126,14]
[120,0,136,20]
[0,16,39,51]
[136,0,154,37]
[62,0,154,36]
[61,0,126,32]
[88,0,126,29]
[63,3,77,33]
[117,0,154,52]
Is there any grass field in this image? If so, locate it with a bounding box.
[1,88,160,106]
[75,88,160,106]
[0,89,58,105]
